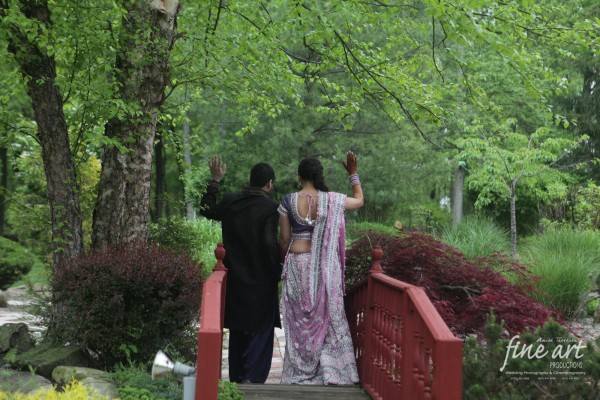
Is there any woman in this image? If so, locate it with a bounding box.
[277,151,363,385]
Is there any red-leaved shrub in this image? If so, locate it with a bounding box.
[345,231,560,337]
[48,242,203,368]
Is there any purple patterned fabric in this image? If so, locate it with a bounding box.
[280,192,359,385]
[278,193,315,240]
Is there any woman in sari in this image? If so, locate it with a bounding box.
[277,151,364,385]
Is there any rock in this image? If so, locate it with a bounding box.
[0,369,53,394]
[53,366,119,399]
[0,323,35,354]
[13,342,92,380]
[594,301,600,324]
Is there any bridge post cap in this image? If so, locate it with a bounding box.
[214,243,226,260]
[213,243,227,271]
[369,245,384,274]
[372,245,383,260]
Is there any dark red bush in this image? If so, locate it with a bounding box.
[48,242,203,368]
[345,231,560,337]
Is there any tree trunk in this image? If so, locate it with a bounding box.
[509,181,518,259]
[92,0,179,249]
[2,0,83,263]
[451,164,465,228]
[154,132,166,220]
[182,118,195,220]
[0,145,7,236]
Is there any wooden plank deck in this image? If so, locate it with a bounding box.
[237,383,372,399]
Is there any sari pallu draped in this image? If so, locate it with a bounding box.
[280,191,359,385]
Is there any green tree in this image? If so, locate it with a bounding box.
[1,0,598,261]
[1,0,83,263]
[455,118,587,257]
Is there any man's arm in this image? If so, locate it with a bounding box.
[264,205,281,280]
[199,180,222,220]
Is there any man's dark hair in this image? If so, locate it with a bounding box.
[250,163,275,188]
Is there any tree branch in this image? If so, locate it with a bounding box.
[333,30,442,148]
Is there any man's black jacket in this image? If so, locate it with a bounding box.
[200,181,281,332]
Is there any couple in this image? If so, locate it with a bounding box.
[200,152,363,385]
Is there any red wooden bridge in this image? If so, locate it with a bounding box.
[195,243,463,399]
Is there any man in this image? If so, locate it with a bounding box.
[200,155,280,384]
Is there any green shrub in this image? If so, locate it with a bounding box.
[0,237,41,290]
[407,203,451,234]
[46,243,203,369]
[111,364,244,400]
[218,380,243,400]
[149,216,222,278]
[463,312,600,400]
[522,228,600,318]
[441,215,511,259]
[346,221,400,243]
[111,363,182,400]
[541,181,600,230]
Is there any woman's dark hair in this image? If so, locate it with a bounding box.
[298,158,329,192]
[250,163,275,188]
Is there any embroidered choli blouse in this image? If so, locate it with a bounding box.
[278,192,317,240]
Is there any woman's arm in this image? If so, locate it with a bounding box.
[279,214,292,263]
[342,151,364,210]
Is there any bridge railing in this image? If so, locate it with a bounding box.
[344,246,463,400]
[195,243,228,400]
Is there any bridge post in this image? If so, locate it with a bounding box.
[195,243,228,400]
[361,246,384,389]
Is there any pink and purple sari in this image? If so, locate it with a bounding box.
[280,191,359,385]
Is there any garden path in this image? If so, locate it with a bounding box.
[220,326,286,384]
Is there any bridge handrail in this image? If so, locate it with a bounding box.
[344,246,463,400]
[195,243,227,400]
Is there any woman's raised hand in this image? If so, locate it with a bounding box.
[342,151,358,175]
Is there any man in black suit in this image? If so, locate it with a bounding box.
[200,156,280,384]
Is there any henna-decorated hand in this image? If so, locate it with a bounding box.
[342,151,358,175]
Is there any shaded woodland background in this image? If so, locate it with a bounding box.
[0,0,598,262]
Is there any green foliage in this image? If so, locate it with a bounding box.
[463,312,600,400]
[1,0,599,272]
[4,145,52,259]
[522,228,600,318]
[587,299,600,318]
[566,182,600,230]
[346,221,400,243]
[0,237,41,290]
[218,380,244,400]
[5,143,100,260]
[454,117,587,255]
[406,203,451,234]
[541,181,600,230]
[111,363,182,400]
[455,122,584,210]
[442,215,511,259]
[46,243,203,369]
[10,255,49,288]
[149,216,222,278]
[111,364,243,400]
